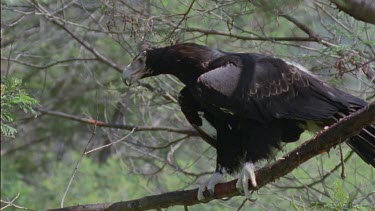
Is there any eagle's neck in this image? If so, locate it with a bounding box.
[146,44,223,85]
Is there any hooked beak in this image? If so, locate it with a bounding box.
[122,65,146,86]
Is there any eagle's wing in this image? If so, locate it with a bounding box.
[178,87,217,148]
[196,56,354,123]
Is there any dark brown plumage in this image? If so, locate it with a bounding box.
[123,43,375,199]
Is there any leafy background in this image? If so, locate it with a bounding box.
[1,0,374,210]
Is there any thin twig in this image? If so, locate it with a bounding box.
[1,57,97,69]
[274,151,354,190]
[60,129,97,207]
[183,27,320,42]
[35,107,198,136]
[27,0,123,73]
[166,0,196,40]
[236,199,248,211]
[0,193,32,210]
[339,143,346,179]
[84,128,136,154]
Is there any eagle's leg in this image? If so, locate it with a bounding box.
[197,166,226,201]
[236,162,257,199]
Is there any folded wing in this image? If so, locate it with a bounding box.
[196,56,355,123]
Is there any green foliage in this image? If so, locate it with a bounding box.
[1,78,39,138]
[1,151,222,210]
[1,153,132,210]
[309,181,372,210]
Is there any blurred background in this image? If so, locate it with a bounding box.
[1,0,374,210]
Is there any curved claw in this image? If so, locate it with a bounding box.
[197,172,225,201]
[236,162,258,199]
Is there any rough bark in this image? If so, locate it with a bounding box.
[330,0,375,24]
[45,102,375,211]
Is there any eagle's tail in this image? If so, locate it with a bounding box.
[346,124,375,167]
[331,93,375,167]
[336,98,375,167]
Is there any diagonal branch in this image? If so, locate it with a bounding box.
[46,102,375,211]
[166,0,196,40]
[279,14,337,47]
[280,14,321,39]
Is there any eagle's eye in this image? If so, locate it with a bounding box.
[135,51,147,65]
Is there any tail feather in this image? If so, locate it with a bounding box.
[362,128,375,141]
[338,100,375,167]
[347,124,375,167]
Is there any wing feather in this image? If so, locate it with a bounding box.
[196,56,350,122]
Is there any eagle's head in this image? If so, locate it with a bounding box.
[122,50,150,86]
[123,43,217,86]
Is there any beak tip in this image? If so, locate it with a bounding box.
[122,77,132,86]
[122,69,132,86]
[122,66,146,86]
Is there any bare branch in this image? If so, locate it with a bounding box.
[0,193,32,210]
[1,57,98,69]
[280,14,337,48]
[27,0,123,73]
[84,128,136,154]
[166,0,196,40]
[280,14,321,39]
[34,107,198,136]
[183,27,321,42]
[274,151,354,189]
[61,129,97,208]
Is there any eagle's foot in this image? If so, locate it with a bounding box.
[197,171,225,201]
[236,162,258,199]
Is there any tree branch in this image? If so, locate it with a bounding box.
[35,107,198,136]
[279,14,337,48]
[1,57,98,69]
[27,0,123,73]
[329,0,375,25]
[166,0,196,40]
[183,27,321,42]
[46,102,375,211]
